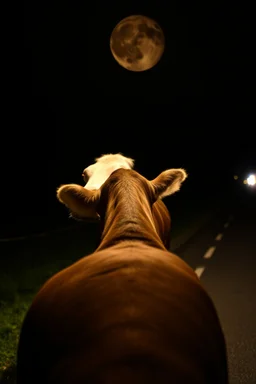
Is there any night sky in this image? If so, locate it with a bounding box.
[3,1,254,237]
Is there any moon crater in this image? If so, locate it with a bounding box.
[110,15,165,72]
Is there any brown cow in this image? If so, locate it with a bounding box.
[16,166,228,383]
[81,153,171,249]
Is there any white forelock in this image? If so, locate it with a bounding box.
[84,153,135,190]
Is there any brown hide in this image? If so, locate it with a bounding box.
[152,199,171,249]
[17,168,228,384]
[82,153,171,249]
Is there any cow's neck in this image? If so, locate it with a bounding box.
[96,186,165,251]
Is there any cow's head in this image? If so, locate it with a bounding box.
[82,153,134,190]
[57,153,134,220]
[57,168,187,221]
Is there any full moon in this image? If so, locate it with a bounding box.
[110,15,165,72]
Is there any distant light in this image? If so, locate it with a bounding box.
[234,175,238,180]
[243,179,247,184]
[247,174,256,186]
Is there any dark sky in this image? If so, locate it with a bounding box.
[2,1,255,236]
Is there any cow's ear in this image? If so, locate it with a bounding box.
[151,168,187,199]
[57,184,100,219]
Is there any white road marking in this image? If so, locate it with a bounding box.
[195,215,235,279]
[215,233,223,241]
[195,266,205,278]
[203,246,216,259]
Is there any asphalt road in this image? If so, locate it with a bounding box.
[176,194,256,384]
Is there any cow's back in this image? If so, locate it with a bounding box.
[17,242,228,384]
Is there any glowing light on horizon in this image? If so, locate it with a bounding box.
[247,174,256,186]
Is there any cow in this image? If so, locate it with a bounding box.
[16,166,229,383]
[81,153,171,250]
